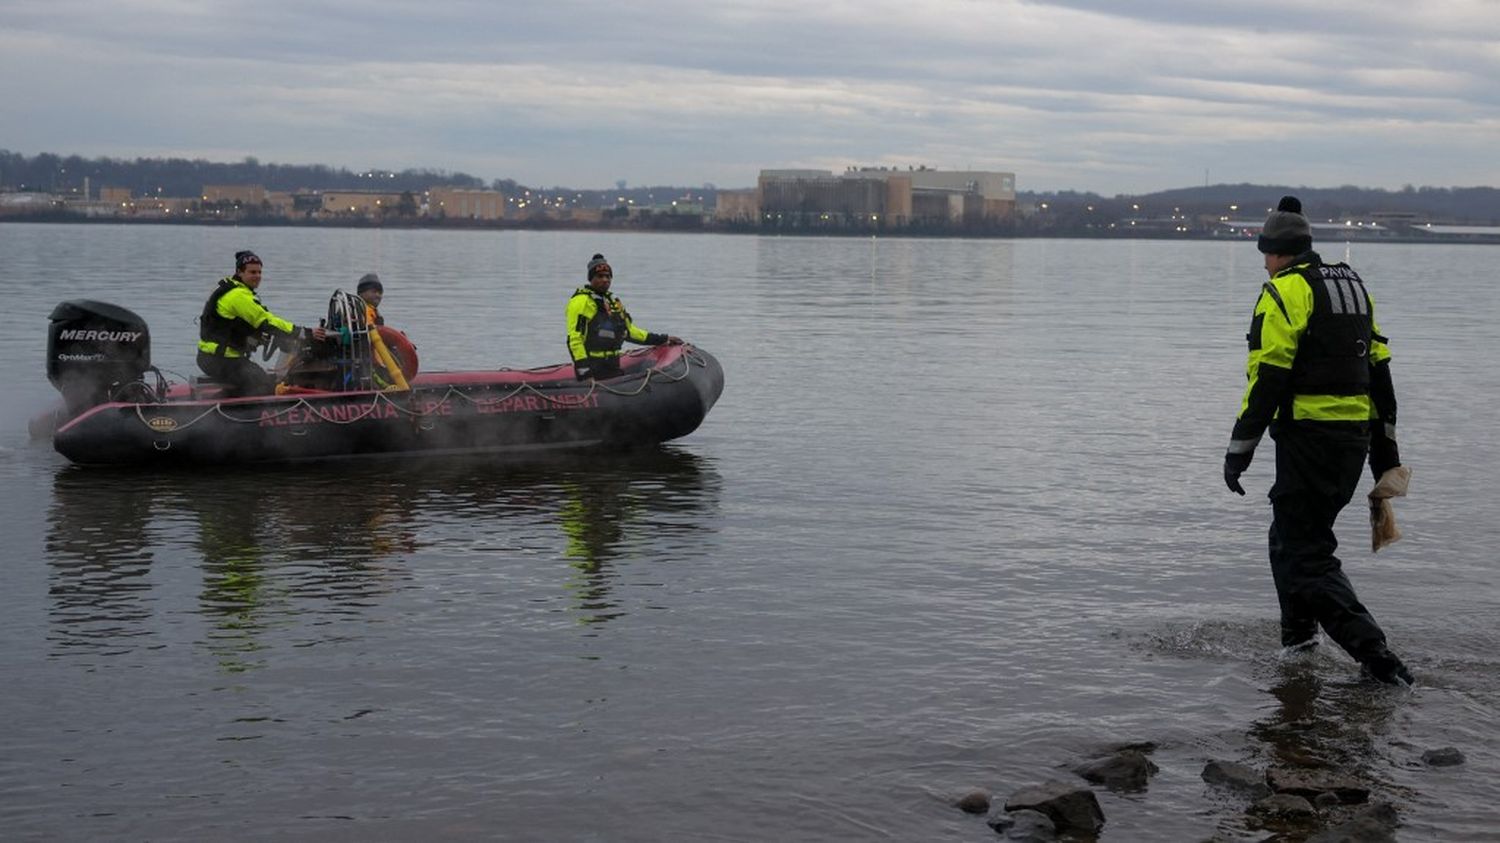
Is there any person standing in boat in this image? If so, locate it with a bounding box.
[197,250,327,396]
[1223,196,1412,685]
[566,253,682,381]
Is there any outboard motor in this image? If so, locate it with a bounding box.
[47,300,154,417]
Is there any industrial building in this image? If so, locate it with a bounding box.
[724,167,1017,229]
[202,184,267,205]
[428,187,506,220]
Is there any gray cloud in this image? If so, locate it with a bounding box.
[2,0,1497,193]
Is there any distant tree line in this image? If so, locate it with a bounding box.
[0,149,502,197]
[0,149,725,213]
[1021,183,1500,225]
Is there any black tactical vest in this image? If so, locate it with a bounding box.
[574,288,629,354]
[199,277,260,356]
[1289,261,1374,397]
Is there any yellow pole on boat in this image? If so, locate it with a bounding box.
[368,328,411,391]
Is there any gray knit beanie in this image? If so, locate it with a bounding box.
[586,253,611,278]
[356,272,382,294]
[1257,196,1313,255]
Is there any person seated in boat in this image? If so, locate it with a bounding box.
[356,273,385,326]
[197,250,328,397]
[292,280,409,391]
[347,274,411,388]
[566,253,682,381]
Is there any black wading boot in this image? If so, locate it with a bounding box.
[1362,647,1415,686]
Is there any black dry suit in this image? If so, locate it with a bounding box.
[1230,252,1406,677]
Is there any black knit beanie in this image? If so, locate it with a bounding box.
[235,250,262,270]
[1257,196,1313,255]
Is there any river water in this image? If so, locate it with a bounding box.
[1,223,1496,840]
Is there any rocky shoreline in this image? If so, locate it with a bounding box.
[950,740,1466,840]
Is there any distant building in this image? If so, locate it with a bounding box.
[290,192,323,216]
[428,187,505,220]
[629,195,705,219]
[1408,223,1500,242]
[61,197,123,218]
[320,191,405,217]
[714,189,758,223]
[0,192,60,216]
[904,169,1016,223]
[265,191,296,217]
[1213,219,1396,240]
[758,169,886,226]
[754,167,1016,228]
[100,186,132,206]
[134,196,200,218]
[202,184,267,206]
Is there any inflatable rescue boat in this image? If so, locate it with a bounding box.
[42,299,724,466]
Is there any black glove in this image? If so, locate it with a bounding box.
[1224,451,1252,496]
[1369,427,1400,479]
[573,360,593,381]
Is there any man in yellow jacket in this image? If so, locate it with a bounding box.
[566,253,681,381]
[1224,196,1412,685]
[197,251,326,396]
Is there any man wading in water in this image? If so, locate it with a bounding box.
[1223,196,1413,686]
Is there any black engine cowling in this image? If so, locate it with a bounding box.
[47,300,152,416]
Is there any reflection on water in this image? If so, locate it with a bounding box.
[1249,657,1404,777]
[1252,662,1389,765]
[556,449,716,628]
[183,466,433,671]
[44,471,156,660]
[560,479,628,627]
[550,448,717,628]
[45,465,420,671]
[45,447,719,669]
[1240,660,1411,835]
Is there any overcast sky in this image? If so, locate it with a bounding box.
[3,0,1497,195]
